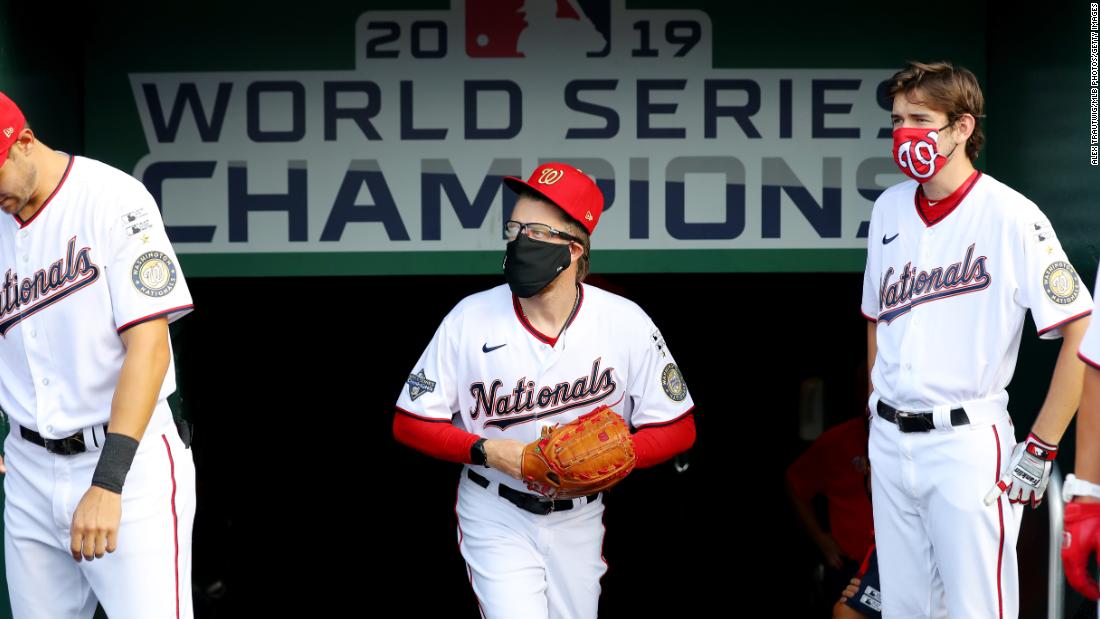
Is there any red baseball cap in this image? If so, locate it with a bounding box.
[503,162,604,234]
[0,92,25,169]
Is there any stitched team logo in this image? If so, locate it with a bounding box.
[471,359,619,430]
[131,251,177,297]
[407,369,436,401]
[877,244,991,323]
[0,237,100,337]
[1043,261,1079,305]
[661,363,688,402]
[537,168,564,185]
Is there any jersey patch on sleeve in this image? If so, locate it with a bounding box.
[650,329,667,357]
[121,208,148,224]
[1043,261,1080,305]
[661,363,688,402]
[131,251,178,298]
[126,220,152,237]
[1031,220,1055,244]
[407,369,437,401]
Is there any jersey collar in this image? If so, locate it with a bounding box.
[913,170,982,227]
[512,284,585,346]
[14,154,74,229]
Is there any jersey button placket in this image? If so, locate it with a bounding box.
[894,236,922,396]
[533,351,560,440]
[910,226,939,390]
[29,324,58,434]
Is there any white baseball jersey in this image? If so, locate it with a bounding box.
[0,154,196,618]
[0,155,193,438]
[397,282,694,494]
[862,173,1093,409]
[1078,265,1100,368]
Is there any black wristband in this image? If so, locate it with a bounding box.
[470,438,489,467]
[91,433,140,494]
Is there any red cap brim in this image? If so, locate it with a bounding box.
[502,176,560,209]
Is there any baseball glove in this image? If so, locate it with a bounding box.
[521,406,636,499]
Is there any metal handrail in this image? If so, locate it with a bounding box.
[1048,462,1065,619]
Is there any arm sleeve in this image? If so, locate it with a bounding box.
[625,312,695,430]
[393,410,480,463]
[1013,210,1093,339]
[860,202,881,322]
[395,314,460,421]
[631,413,695,468]
[1079,266,1100,368]
[104,186,193,332]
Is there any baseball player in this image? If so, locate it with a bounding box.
[862,62,1092,617]
[0,92,196,618]
[785,414,873,607]
[1062,264,1100,602]
[393,162,696,619]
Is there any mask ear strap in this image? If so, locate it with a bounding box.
[938,117,967,159]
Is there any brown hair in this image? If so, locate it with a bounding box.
[516,188,591,282]
[888,61,986,161]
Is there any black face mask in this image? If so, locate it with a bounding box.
[503,234,572,298]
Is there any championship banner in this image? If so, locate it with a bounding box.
[123,0,902,275]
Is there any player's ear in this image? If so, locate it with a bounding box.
[569,240,583,262]
[952,114,975,142]
[11,128,34,158]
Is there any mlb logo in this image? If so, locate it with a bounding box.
[465,0,610,58]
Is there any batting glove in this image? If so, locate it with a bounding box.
[983,432,1057,508]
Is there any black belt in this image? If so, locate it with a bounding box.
[466,469,599,516]
[19,424,108,456]
[876,401,969,433]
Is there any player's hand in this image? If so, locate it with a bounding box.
[484,439,525,480]
[0,454,7,474]
[832,597,868,619]
[70,486,122,562]
[816,533,845,570]
[1063,500,1100,600]
[839,577,861,603]
[983,433,1057,508]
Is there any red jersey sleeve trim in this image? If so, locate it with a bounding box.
[1037,310,1092,336]
[116,305,194,333]
[1079,351,1100,371]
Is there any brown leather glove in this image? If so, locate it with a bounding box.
[521,406,636,499]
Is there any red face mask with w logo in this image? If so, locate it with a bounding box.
[892,126,954,183]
